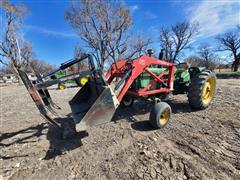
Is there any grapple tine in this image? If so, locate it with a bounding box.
[41,114,60,128]
[49,100,61,110]
[17,69,60,127]
[37,88,61,110]
[45,106,59,116]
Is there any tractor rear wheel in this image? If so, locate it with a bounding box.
[58,83,66,90]
[149,102,172,129]
[75,77,88,87]
[188,70,216,110]
[80,77,88,86]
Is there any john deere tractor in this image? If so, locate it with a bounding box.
[123,62,216,110]
[120,61,216,128]
[55,70,88,90]
[16,52,216,135]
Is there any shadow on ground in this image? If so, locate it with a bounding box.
[114,100,192,132]
[0,123,47,160]
[0,123,47,147]
[131,120,157,131]
[0,117,88,160]
[44,100,191,157]
[0,99,193,160]
[44,117,88,160]
[114,100,191,121]
[167,100,192,114]
[113,101,152,123]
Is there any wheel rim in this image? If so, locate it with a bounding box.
[59,84,65,90]
[201,77,215,105]
[80,77,88,86]
[123,97,132,106]
[159,109,170,126]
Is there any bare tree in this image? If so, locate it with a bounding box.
[74,44,86,59]
[215,57,229,72]
[160,21,198,63]
[0,0,29,69]
[74,44,89,71]
[159,28,174,61]
[197,44,217,69]
[29,59,55,74]
[65,0,151,69]
[0,1,55,75]
[184,55,202,67]
[216,27,240,71]
[65,0,131,68]
[0,42,33,74]
[1,57,55,74]
[127,35,152,58]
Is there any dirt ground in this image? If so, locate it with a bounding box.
[0,78,240,180]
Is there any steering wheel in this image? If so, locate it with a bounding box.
[176,61,190,69]
[175,59,181,64]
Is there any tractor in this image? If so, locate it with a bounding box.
[55,70,88,90]
[16,52,216,135]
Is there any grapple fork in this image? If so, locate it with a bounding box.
[16,54,120,132]
[17,69,60,127]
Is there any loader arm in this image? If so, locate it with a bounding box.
[106,55,175,102]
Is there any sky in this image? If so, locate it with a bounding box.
[1,0,240,66]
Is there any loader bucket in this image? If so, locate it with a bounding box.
[69,79,119,131]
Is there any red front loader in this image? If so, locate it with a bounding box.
[17,54,175,135]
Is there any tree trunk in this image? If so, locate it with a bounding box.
[233,61,239,72]
[233,53,239,72]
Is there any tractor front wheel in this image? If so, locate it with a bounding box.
[149,102,172,129]
[188,71,216,110]
[122,96,134,107]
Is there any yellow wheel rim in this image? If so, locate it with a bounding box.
[159,109,170,126]
[80,77,88,86]
[201,77,215,105]
[59,84,65,90]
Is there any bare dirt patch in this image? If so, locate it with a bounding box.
[0,79,240,180]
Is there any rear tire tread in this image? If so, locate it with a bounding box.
[188,71,216,110]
